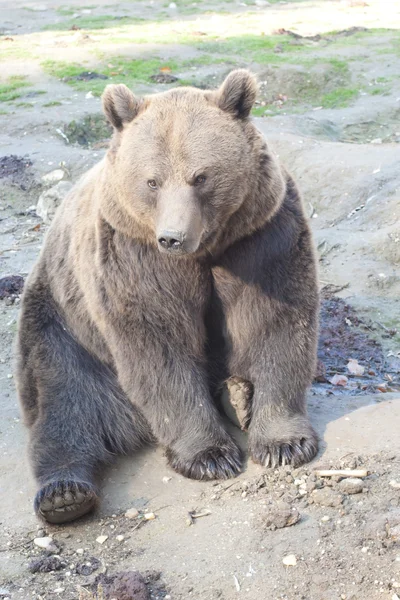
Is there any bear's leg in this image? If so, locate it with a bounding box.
[18,315,150,523]
[102,322,242,481]
[212,225,319,469]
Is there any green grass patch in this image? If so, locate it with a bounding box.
[321,87,359,108]
[0,76,30,103]
[43,100,63,107]
[42,57,179,96]
[15,102,34,108]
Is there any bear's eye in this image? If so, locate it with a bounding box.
[147,179,158,190]
[194,174,206,186]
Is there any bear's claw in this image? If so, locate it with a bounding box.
[251,435,318,468]
[34,480,97,524]
[250,417,319,469]
[166,444,243,480]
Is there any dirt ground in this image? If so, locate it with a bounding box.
[1,1,400,599]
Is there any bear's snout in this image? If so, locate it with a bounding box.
[157,230,186,254]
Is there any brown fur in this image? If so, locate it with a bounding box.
[16,70,319,523]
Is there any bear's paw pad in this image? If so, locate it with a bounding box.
[34,480,97,524]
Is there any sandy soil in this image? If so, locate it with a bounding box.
[1,1,400,599]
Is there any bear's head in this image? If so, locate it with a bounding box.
[102,70,284,256]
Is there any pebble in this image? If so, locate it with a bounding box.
[54,588,65,594]
[338,478,364,495]
[311,487,343,507]
[76,548,84,554]
[321,515,330,522]
[390,480,400,489]
[282,554,297,566]
[162,476,172,483]
[33,536,54,550]
[96,535,108,545]
[116,535,124,542]
[262,502,300,530]
[125,507,139,519]
[144,512,156,520]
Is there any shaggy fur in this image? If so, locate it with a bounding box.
[16,70,319,523]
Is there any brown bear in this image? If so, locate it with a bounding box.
[16,70,319,524]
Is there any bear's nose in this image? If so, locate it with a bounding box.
[157,231,185,252]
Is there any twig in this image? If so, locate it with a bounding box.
[315,469,368,478]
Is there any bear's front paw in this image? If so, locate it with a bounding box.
[166,443,243,481]
[35,480,97,524]
[250,416,318,469]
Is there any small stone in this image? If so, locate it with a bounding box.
[42,169,64,184]
[125,507,139,519]
[321,515,330,522]
[390,480,400,489]
[144,512,156,520]
[96,535,108,545]
[116,535,124,542]
[389,525,400,541]
[361,546,369,553]
[338,478,363,495]
[294,479,303,486]
[255,0,270,5]
[282,554,297,566]
[312,487,343,507]
[76,548,84,554]
[162,476,172,483]
[54,588,65,594]
[168,2,177,7]
[261,502,300,530]
[86,91,94,99]
[33,536,54,550]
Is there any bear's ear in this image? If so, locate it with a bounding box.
[102,84,140,130]
[216,69,258,119]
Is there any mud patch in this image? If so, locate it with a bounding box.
[28,555,67,574]
[0,155,33,190]
[316,289,399,394]
[61,114,112,147]
[90,570,168,600]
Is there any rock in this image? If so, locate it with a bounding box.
[390,480,400,489]
[36,181,73,223]
[311,487,343,507]
[282,554,297,566]
[33,536,54,550]
[144,512,156,520]
[116,535,124,542]
[41,169,64,185]
[338,478,364,494]
[255,0,270,5]
[96,535,108,545]
[261,502,300,530]
[125,507,140,519]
